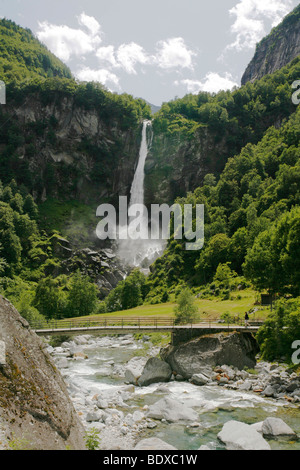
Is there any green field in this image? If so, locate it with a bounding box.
[79,288,270,322]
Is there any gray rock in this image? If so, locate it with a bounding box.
[262,417,296,437]
[262,385,277,397]
[146,397,198,423]
[96,398,109,409]
[286,382,300,393]
[239,380,253,391]
[160,332,259,379]
[190,373,210,386]
[250,422,264,434]
[86,410,103,422]
[134,438,177,450]
[0,295,86,450]
[124,357,147,385]
[137,357,172,387]
[217,420,271,450]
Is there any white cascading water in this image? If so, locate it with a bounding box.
[117,120,165,268]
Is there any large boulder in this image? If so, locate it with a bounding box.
[160,332,259,379]
[218,420,271,450]
[137,357,172,387]
[0,296,86,450]
[124,357,147,385]
[146,397,199,423]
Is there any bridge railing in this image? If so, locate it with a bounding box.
[31,316,264,332]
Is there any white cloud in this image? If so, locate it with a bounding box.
[176,72,239,94]
[226,0,293,52]
[116,42,151,75]
[155,37,196,70]
[77,12,101,37]
[96,45,118,67]
[37,15,101,62]
[75,67,120,90]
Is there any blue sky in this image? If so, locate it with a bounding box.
[1,0,299,105]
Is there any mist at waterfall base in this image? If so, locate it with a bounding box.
[117,120,166,268]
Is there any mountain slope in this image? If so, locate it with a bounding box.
[145,57,300,205]
[241,4,300,85]
[0,18,72,83]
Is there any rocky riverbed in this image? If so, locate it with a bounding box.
[47,333,300,451]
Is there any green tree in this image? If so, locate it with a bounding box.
[23,194,39,219]
[66,271,98,317]
[34,277,66,320]
[256,297,300,362]
[174,288,198,325]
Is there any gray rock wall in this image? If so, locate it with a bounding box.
[0,296,86,450]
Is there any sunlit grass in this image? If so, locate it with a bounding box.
[74,288,271,322]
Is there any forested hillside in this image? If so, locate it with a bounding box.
[147,105,300,295]
[0,18,72,82]
[145,57,300,204]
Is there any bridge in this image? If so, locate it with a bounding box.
[32,317,263,344]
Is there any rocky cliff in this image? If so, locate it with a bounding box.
[0,295,86,450]
[144,126,230,205]
[241,4,300,85]
[1,89,143,206]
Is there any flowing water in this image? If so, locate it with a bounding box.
[57,335,300,451]
[117,120,166,267]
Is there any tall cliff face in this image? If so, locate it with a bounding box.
[241,5,300,85]
[1,90,142,206]
[144,126,230,205]
[0,296,86,450]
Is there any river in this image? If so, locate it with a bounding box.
[50,333,300,451]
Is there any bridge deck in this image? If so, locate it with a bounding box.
[33,321,261,336]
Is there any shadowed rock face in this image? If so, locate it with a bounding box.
[0,296,86,450]
[3,93,142,205]
[241,5,300,85]
[160,332,260,379]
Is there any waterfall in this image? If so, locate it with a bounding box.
[130,120,152,208]
[117,120,165,268]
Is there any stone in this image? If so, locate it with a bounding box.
[124,357,147,385]
[262,385,277,397]
[250,422,264,434]
[132,410,145,423]
[137,357,172,387]
[262,417,296,437]
[160,332,259,379]
[239,380,253,391]
[217,420,271,450]
[190,373,210,386]
[96,398,109,409]
[134,438,177,450]
[86,411,103,422]
[146,397,198,423]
